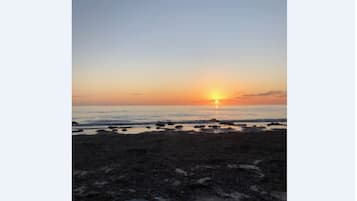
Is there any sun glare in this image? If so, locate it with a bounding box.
[208,90,225,106]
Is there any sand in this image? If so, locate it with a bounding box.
[73,130,286,201]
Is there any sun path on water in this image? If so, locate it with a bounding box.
[214,99,220,109]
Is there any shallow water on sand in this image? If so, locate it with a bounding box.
[72,105,286,135]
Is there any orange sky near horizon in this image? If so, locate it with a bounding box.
[72,94,286,106]
[73,67,287,106]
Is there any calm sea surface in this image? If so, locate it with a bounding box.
[73,105,286,125]
[73,105,286,134]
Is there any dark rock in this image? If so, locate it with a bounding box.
[242,126,265,133]
[156,122,166,127]
[96,129,118,135]
[72,121,79,126]
[272,128,287,132]
[219,121,235,126]
[120,126,132,129]
[267,122,283,126]
[73,129,84,133]
[208,125,220,129]
[175,125,183,129]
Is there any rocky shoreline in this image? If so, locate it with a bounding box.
[73,130,286,201]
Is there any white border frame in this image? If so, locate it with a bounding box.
[288,0,355,200]
[0,0,354,200]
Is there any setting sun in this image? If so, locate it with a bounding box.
[208,89,226,105]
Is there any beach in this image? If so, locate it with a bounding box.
[73,129,286,201]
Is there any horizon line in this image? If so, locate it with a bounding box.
[73,103,287,107]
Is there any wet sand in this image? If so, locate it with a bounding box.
[73,130,286,201]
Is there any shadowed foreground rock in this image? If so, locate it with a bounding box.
[73,130,286,201]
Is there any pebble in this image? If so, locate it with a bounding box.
[153,196,169,201]
[73,170,88,177]
[172,180,181,186]
[271,192,287,201]
[175,168,188,176]
[196,177,211,184]
[227,164,238,169]
[73,185,86,196]
[239,164,260,171]
[239,164,265,178]
[93,181,108,187]
[253,160,263,165]
[128,189,136,193]
[100,166,113,173]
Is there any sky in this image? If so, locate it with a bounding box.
[73,0,286,106]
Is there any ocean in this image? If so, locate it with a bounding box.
[72,105,287,134]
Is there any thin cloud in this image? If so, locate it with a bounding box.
[240,90,286,98]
